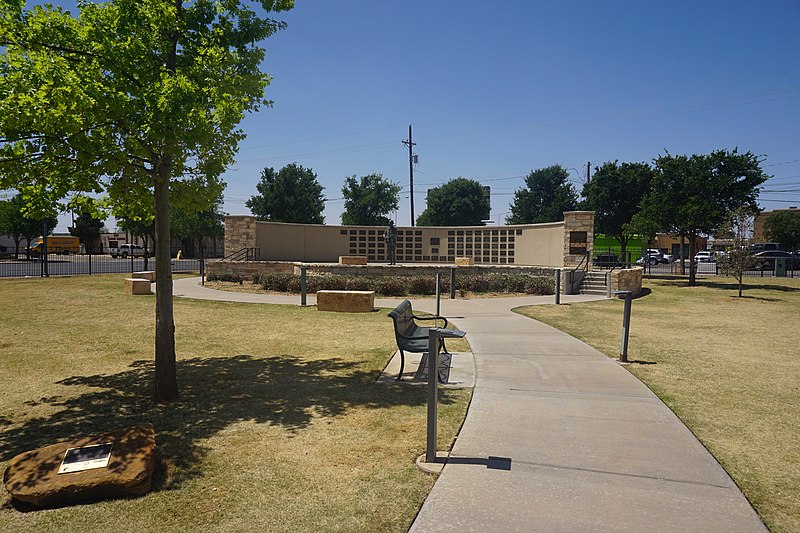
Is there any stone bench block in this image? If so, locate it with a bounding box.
[454,257,475,266]
[316,290,375,313]
[132,270,156,282]
[3,424,157,508]
[338,256,367,265]
[124,278,152,295]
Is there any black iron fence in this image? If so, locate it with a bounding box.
[0,251,202,279]
[592,253,797,279]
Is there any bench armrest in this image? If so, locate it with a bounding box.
[413,314,449,329]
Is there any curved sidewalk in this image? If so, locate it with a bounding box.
[173,278,765,532]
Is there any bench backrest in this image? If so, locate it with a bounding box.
[388,300,416,337]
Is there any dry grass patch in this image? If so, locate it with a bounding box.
[516,276,800,532]
[0,275,470,532]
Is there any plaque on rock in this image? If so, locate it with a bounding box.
[3,424,156,508]
[58,443,113,474]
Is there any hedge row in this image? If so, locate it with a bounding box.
[237,272,554,297]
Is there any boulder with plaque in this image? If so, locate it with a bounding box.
[3,424,156,508]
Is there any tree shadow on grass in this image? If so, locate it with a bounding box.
[1,354,451,496]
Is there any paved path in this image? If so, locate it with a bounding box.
[173,278,766,532]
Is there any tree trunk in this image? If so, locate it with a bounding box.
[688,231,697,286]
[154,169,179,402]
[679,233,686,275]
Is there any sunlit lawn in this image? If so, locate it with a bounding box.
[0,275,470,532]
[517,276,800,532]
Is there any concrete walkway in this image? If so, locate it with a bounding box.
[172,278,766,532]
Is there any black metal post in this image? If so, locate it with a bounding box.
[614,290,633,363]
[200,258,205,286]
[450,267,456,299]
[88,246,92,275]
[426,329,440,464]
[300,266,307,306]
[555,269,561,304]
[435,272,441,318]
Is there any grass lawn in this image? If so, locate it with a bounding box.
[516,276,800,532]
[0,275,471,532]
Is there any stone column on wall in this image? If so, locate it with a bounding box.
[224,215,258,258]
[562,211,595,268]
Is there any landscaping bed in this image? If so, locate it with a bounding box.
[208,271,555,297]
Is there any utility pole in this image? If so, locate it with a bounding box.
[402,125,416,226]
[586,161,591,183]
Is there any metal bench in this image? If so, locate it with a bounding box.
[388,300,450,380]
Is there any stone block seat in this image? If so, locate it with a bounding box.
[124,278,151,295]
[3,424,157,508]
[132,270,156,282]
[338,256,367,265]
[316,290,375,313]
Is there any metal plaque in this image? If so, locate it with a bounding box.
[58,443,113,474]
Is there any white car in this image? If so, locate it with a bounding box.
[111,244,148,258]
[694,251,714,263]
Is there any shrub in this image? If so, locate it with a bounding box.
[407,276,436,295]
[374,277,407,296]
[523,275,554,295]
[259,273,294,292]
[208,271,243,283]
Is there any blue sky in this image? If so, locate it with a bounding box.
[45,0,800,229]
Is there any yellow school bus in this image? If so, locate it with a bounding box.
[28,236,81,256]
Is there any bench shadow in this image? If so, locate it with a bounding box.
[0,354,456,496]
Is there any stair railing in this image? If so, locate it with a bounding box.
[223,247,260,261]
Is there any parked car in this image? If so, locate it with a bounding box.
[694,251,715,263]
[637,248,673,265]
[111,244,148,258]
[753,250,800,270]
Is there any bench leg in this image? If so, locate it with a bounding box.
[397,349,406,380]
[440,338,449,355]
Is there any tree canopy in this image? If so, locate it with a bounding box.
[0,195,57,258]
[340,173,400,226]
[506,165,578,224]
[416,178,489,226]
[0,0,294,401]
[582,161,655,260]
[717,207,758,297]
[247,163,325,224]
[633,149,768,285]
[172,198,225,258]
[763,210,800,251]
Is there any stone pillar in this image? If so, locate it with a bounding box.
[562,211,595,268]
[224,215,258,257]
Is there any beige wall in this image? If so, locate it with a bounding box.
[224,213,595,267]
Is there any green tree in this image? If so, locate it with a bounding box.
[582,161,655,262]
[0,0,294,401]
[68,212,106,250]
[763,210,800,251]
[506,165,578,224]
[340,173,400,226]
[717,207,758,297]
[633,149,768,286]
[416,178,489,226]
[67,196,108,251]
[247,163,325,223]
[0,195,57,259]
[172,200,225,258]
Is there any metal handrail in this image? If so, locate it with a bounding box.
[571,251,590,276]
[224,247,260,261]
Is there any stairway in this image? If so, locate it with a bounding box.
[579,270,609,295]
